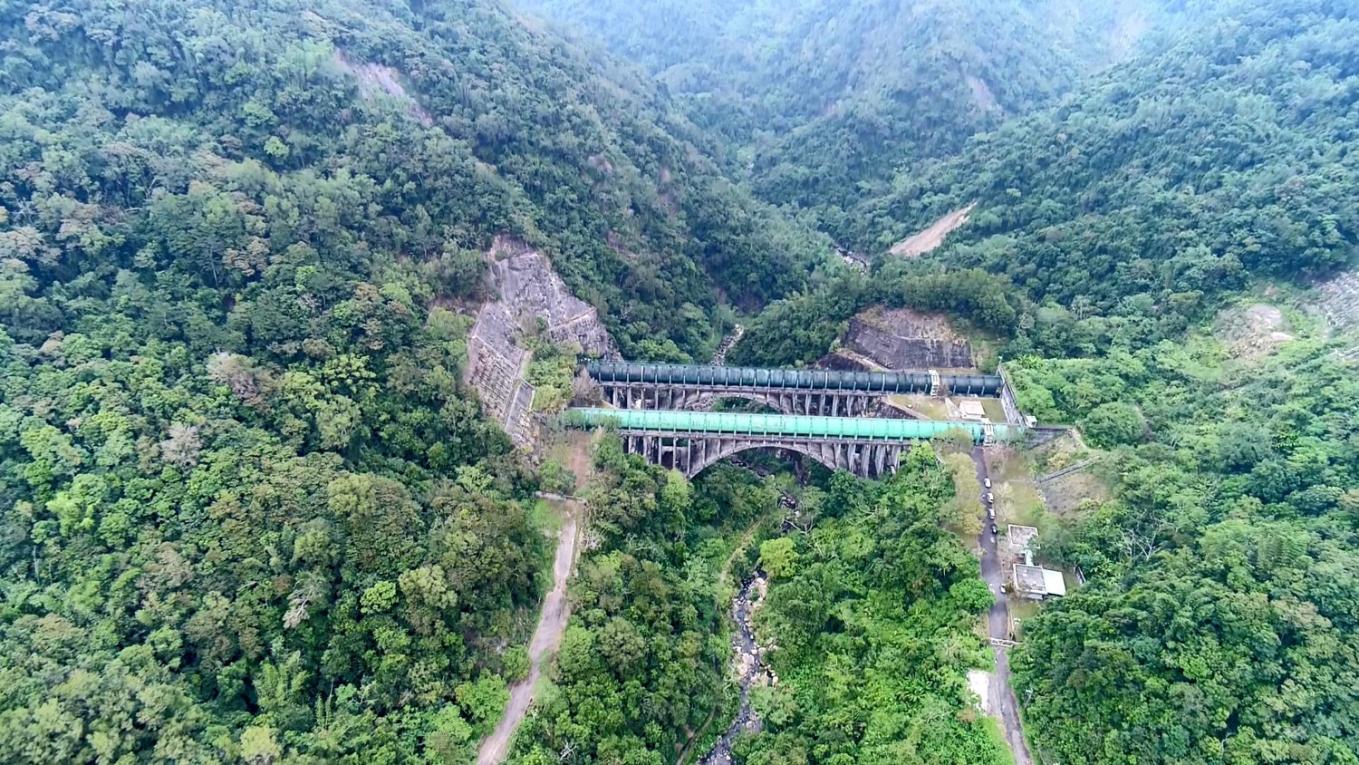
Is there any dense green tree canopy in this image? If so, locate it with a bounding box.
[5,0,1359,762]
[738,447,1007,765]
[866,0,1359,326]
[513,0,1185,248]
[0,0,833,759]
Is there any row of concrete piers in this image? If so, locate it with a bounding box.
[601,383,879,417]
[621,433,905,479]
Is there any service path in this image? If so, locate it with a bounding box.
[476,501,580,765]
[971,446,1033,765]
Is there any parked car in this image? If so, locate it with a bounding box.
[985,492,994,503]
[988,507,995,519]
[983,478,992,489]
[991,523,999,535]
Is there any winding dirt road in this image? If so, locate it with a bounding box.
[476,501,580,765]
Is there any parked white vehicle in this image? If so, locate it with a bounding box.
[983,478,992,489]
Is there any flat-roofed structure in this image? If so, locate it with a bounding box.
[958,399,987,422]
[1012,563,1067,600]
[1042,569,1067,597]
[1013,564,1047,599]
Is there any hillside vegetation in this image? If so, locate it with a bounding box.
[728,1,1359,762]
[0,0,826,759]
[4,0,1359,763]
[862,0,1359,328]
[514,0,1182,248]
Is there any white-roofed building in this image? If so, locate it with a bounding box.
[1012,563,1068,600]
[958,399,987,422]
[1041,568,1067,597]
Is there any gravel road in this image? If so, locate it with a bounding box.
[476,502,580,765]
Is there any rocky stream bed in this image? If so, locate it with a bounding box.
[700,573,771,765]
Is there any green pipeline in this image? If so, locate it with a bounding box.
[564,407,1021,444]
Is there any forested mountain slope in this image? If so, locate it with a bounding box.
[513,0,1181,247]
[894,2,1357,762]
[732,0,1358,362]
[0,0,825,760]
[861,0,1359,341]
[6,0,828,358]
[725,2,1359,762]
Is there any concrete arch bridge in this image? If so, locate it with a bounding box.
[565,408,1020,478]
[586,361,1002,416]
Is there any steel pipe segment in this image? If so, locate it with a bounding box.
[583,360,1003,395]
[565,407,1023,444]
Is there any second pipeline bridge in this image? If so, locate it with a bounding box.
[585,360,1003,415]
[565,408,1022,478]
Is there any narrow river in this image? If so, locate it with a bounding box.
[700,573,768,765]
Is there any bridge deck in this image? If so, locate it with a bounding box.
[587,360,1002,396]
[565,407,1020,444]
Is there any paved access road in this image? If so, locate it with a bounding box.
[970,446,1034,765]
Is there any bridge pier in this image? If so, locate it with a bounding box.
[598,382,892,417]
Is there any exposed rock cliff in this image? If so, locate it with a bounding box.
[467,236,616,446]
[832,306,974,370]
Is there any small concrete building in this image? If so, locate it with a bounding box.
[1008,525,1067,600]
[1013,564,1047,599]
[1012,563,1067,600]
[958,399,987,422]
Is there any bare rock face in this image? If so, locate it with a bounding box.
[484,237,616,358]
[835,306,973,370]
[467,304,535,447]
[1216,303,1294,359]
[466,236,616,447]
[1317,270,1359,330]
[333,51,433,127]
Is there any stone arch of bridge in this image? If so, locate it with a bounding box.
[685,391,790,414]
[687,440,842,477]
